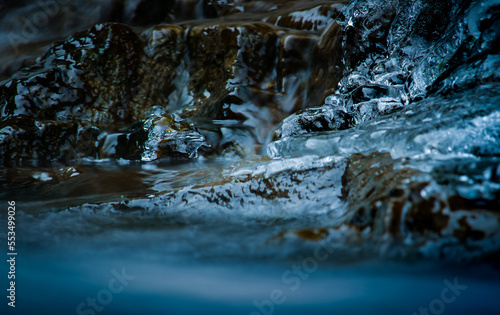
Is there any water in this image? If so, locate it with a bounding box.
[1,0,500,314]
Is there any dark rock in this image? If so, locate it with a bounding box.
[339,153,500,260]
[349,84,399,104]
[409,0,454,41]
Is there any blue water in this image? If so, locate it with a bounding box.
[0,238,498,315]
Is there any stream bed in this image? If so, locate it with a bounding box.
[1,0,500,314]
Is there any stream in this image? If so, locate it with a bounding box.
[1,0,500,314]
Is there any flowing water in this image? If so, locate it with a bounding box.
[1,0,500,314]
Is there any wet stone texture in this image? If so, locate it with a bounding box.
[1,2,344,166]
[272,0,500,140]
[337,153,500,262]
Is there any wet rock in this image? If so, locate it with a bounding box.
[0,2,345,166]
[0,165,81,200]
[124,0,174,25]
[294,0,500,131]
[273,105,354,140]
[140,114,210,161]
[268,84,500,160]
[0,0,498,271]
[427,2,500,95]
[269,0,500,143]
[1,23,147,124]
[0,163,158,204]
[59,155,348,225]
[0,0,127,80]
[397,0,499,100]
[0,116,99,167]
[348,84,399,104]
[340,0,396,74]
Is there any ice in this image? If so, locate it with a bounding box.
[2,0,500,267]
[268,85,500,162]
